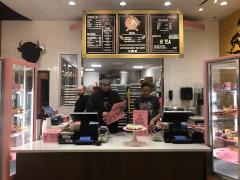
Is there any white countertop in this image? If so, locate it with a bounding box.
[11,132,211,153]
[189,116,204,121]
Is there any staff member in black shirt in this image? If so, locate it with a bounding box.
[86,76,123,133]
[134,83,162,129]
[74,85,89,112]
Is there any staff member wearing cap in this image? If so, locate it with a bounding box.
[86,76,122,133]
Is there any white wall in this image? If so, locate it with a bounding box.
[83,71,99,87]
[141,65,162,86]
[1,21,82,115]
[1,20,219,113]
[164,21,219,110]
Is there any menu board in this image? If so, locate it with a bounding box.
[86,14,116,54]
[118,14,147,54]
[150,14,179,54]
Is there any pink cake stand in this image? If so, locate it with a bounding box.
[123,127,147,146]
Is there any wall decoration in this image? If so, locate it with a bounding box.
[17,41,43,63]
[219,10,240,56]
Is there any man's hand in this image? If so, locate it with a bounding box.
[102,112,109,117]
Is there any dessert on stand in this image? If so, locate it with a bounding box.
[123,124,147,146]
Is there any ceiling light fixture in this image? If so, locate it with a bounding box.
[133,66,143,69]
[69,1,75,6]
[91,64,102,67]
[213,0,218,3]
[220,1,227,5]
[164,2,171,6]
[120,2,126,6]
[85,68,95,71]
[199,7,203,11]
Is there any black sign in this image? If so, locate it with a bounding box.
[86,14,116,54]
[150,14,179,54]
[118,14,147,54]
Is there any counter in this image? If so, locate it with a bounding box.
[188,116,204,125]
[12,132,210,153]
[11,132,211,180]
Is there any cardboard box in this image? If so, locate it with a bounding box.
[43,129,61,143]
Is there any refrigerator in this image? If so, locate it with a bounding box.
[203,54,240,180]
[0,58,37,180]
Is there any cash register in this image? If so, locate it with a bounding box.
[70,112,99,145]
[162,111,192,143]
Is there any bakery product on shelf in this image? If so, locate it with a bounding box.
[126,124,143,130]
[215,131,223,136]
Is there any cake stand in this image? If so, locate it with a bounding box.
[123,127,147,146]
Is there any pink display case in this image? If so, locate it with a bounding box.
[203,54,240,180]
[0,57,37,180]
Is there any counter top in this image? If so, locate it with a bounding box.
[11,132,211,153]
[189,116,204,121]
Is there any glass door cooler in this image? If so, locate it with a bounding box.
[204,54,240,180]
[0,58,37,180]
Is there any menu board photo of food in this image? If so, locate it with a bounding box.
[118,14,147,54]
[86,14,116,54]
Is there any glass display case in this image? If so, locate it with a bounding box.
[204,55,240,180]
[0,57,37,180]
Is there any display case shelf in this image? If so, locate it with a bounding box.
[214,148,238,164]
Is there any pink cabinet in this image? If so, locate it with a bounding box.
[0,57,37,180]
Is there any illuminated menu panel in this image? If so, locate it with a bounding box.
[118,14,147,54]
[86,14,116,54]
[150,14,179,54]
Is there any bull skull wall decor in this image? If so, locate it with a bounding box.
[17,41,44,63]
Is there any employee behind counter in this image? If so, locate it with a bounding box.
[134,82,162,130]
[86,76,124,133]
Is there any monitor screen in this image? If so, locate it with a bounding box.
[42,105,54,116]
[162,111,191,123]
[70,112,99,122]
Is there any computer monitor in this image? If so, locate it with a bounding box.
[162,111,191,129]
[42,105,54,116]
[70,112,99,131]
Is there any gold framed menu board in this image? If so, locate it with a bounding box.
[82,10,183,58]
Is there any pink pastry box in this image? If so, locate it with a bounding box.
[133,110,148,136]
[62,115,69,123]
[43,129,62,143]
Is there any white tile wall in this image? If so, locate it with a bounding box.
[1,21,82,115]
[1,20,219,113]
[164,21,219,110]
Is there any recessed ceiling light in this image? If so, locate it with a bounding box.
[91,64,102,67]
[220,1,227,5]
[85,69,95,71]
[133,66,143,69]
[120,1,126,6]
[199,7,203,11]
[164,2,171,6]
[69,1,75,5]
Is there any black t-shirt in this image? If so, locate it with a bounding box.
[74,95,89,112]
[134,96,160,124]
[86,89,122,133]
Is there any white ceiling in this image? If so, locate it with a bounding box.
[1,0,239,21]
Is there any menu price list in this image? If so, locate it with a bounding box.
[150,14,179,54]
[86,14,116,54]
[118,14,147,54]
